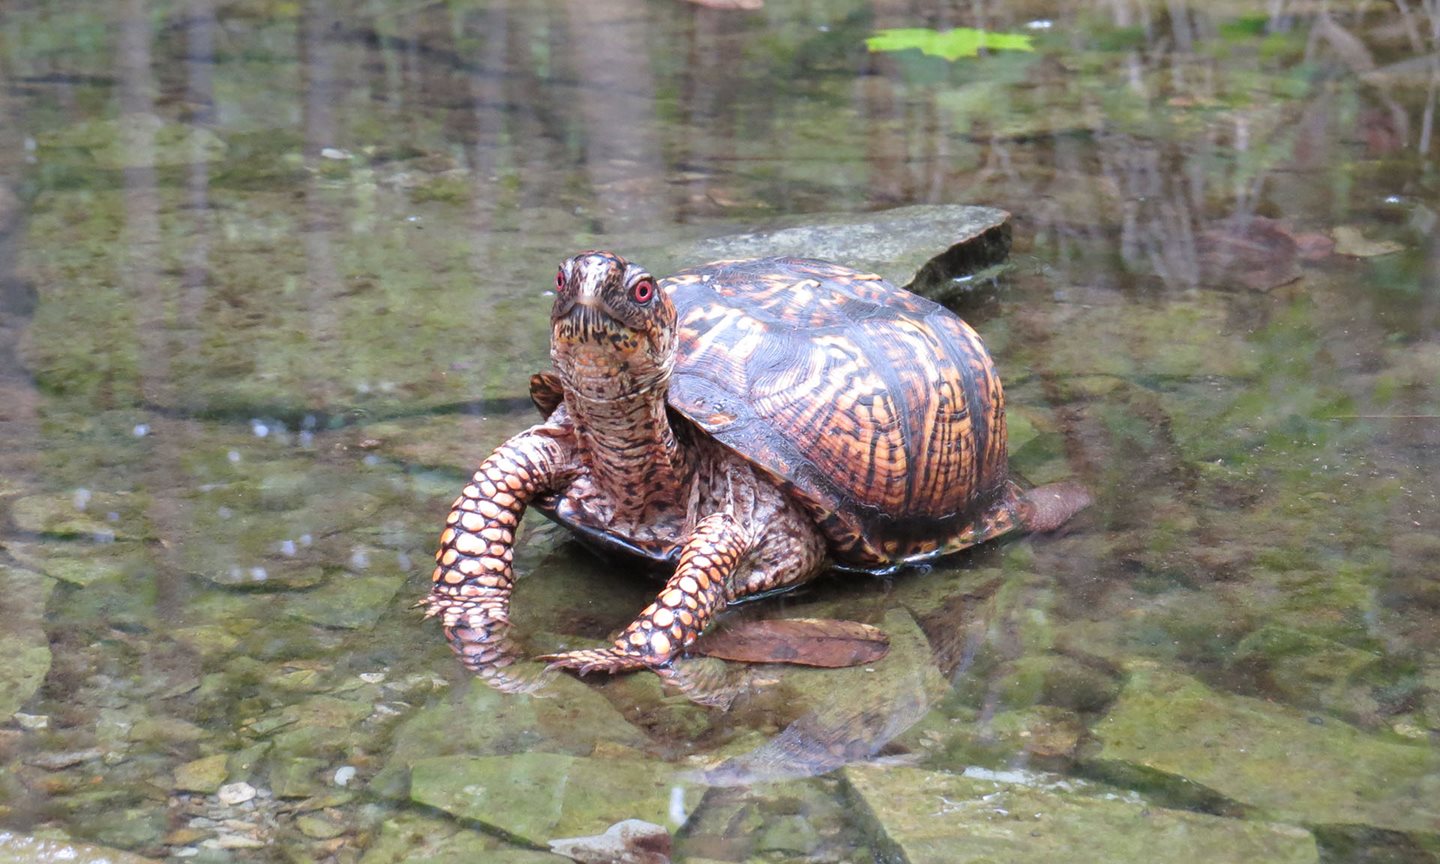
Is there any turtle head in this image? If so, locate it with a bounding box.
[550,251,677,401]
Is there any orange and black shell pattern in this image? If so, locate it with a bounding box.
[661,257,1009,570]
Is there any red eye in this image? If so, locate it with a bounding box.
[632,279,655,304]
[555,268,565,290]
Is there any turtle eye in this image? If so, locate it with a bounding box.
[632,279,655,304]
[555,268,565,290]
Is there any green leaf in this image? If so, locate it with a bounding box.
[865,27,1034,61]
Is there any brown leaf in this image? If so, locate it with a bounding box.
[692,618,889,667]
[1196,216,1301,291]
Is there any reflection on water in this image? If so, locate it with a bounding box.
[1,0,1438,861]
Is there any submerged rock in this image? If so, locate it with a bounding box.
[10,491,150,541]
[172,754,230,794]
[698,608,946,784]
[0,565,54,722]
[408,752,699,847]
[1091,663,1440,833]
[0,831,161,864]
[374,674,649,800]
[358,811,565,864]
[844,764,1318,864]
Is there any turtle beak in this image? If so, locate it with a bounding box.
[551,256,619,325]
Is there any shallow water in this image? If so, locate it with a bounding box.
[1,1,1437,862]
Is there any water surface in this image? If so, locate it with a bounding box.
[1,1,1437,862]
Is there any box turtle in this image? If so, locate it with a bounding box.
[425,252,1089,691]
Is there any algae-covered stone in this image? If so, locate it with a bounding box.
[409,752,701,846]
[0,831,161,864]
[700,609,946,784]
[0,566,54,721]
[1228,625,1383,716]
[844,764,1318,864]
[688,204,1011,296]
[1091,663,1440,832]
[282,572,405,629]
[268,756,328,799]
[373,674,649,798]
[6,540,153,587]
[10,491,151,541]
[172,753,230,793]
[358,811,566,864]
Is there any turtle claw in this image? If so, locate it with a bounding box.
[538,647,651,676]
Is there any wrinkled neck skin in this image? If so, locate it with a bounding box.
[554,343,694,520]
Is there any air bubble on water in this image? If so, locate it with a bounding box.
[133,424,150,437]
[279,539,297,557]
[228,450,241,463]
[73,488,92,510]
[251,419,269,438]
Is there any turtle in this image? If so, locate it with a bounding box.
[424,252,1090,691]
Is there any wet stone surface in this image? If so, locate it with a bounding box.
[844,765,1320,864]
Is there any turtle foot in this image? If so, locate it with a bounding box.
[538,647,652,676]
[1018,481,1092,533]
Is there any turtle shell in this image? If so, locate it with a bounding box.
[663,257,1009,570]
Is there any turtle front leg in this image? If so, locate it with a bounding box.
[540,512,753,674]
[425,429,573,692]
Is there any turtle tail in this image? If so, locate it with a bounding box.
[1016,481,1092,533]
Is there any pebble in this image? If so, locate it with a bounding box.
[333,766,357,787]
[217,781,257,806]
[14,713,49,730]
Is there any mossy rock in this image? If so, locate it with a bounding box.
[408,752,702,846]
[844,764,1317,863]
[1090,663,1440,832]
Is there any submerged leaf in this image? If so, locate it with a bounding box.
[693,618,889,667]
[866,27,1034,61]
[1331,225,1404,257]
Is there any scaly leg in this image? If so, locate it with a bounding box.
[540,512,753,674]
[424,428,574,692]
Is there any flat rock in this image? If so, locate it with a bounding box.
[373,675,650,798]
[1091,663,1440,832]
[172,753,230,793]
[409,752,700,846]
[9,491,150,541]
[686,204,1011,299]
[698,608,947,784]
[844,764,1318,864]
[0,831,161,864]
[0,566,55,721]
[357,812,566,864]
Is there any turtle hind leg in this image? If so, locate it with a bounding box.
[1016,480,1092,533]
